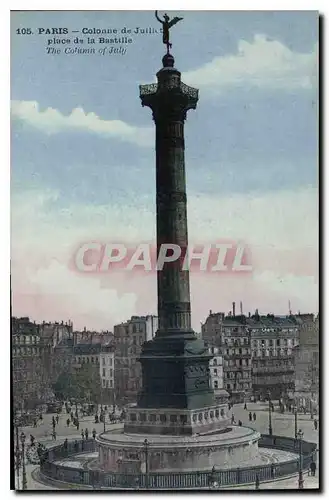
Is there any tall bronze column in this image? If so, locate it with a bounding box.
[136,53,214,415]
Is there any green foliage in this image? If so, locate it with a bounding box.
[52,364,101,403]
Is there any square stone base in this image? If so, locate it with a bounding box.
[124,403,230,436]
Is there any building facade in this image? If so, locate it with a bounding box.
[12,317,44,410]
[100,345,115,403]
[250,314,299,400]
[293,314,319,412]
[208,346,224,394]
[202,308,305,402]
[113,315,158,404]
[202,310,252,403]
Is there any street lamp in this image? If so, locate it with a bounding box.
[20,431,27,490]
[297,429,304,489]
[143,439,149,489]
[267,391,273,436]
[294,406,298,439]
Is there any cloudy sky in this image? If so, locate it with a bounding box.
[11,10,318,331]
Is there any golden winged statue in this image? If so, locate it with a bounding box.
[155,11,184,53]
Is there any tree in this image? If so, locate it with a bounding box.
[53,364,101,403]
[52,369,79,401]
[75,364,102,403]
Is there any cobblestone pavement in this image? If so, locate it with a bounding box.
[13,402,320,490]
[228,402,319,446]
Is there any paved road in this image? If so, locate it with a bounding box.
[229,402,319,446]
[13,402,320,490]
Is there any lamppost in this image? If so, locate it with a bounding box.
[294,406,298,439]
[20,431,27,490]
[101,383,106,433]
[143,439,149,489]
[14,422,20,490]
[297,429,304,489]
[267,390,273,436]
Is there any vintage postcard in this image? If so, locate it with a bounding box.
[11,10,319,491]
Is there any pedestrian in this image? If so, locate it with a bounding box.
[52,416,56,426]
[92,428,96,439]
[71,411,74,420]
[238,420,242,426]
[255,474,260,490]
[81,429,84,440]
[244,403,247,410]
[39,413,43,421]
[314,419,318,430]
[56,414,59,424]
[76,420,80,431]
[30,434,35,447]
[253,412,257,421]
[64,438,68,450]
[249,412,252,422]
[52,429,57,440]
[270,464,275,479]
[310,461,316,476]
[66,418,70,427]
[231,414,235,425]
[33,419,37,428]
[85,428,89,440]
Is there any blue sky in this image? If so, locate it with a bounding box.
[11,11,318,330]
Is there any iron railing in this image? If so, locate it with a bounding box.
[39,435,317,489]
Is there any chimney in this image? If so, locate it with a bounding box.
[209,310,212,315]
[240,301,243,315]
[248,312,251,318]
[232,302,236,317]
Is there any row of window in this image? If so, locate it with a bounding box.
[252,349,291,357]
[75,356,99,364]
[210,358,222,366]
[12,335,39,345]
[224,348,250,356]
[210,368,223,377]
[252,338,295,347]
[101,357,113,366]
[12,347,40,356]
[131,324,145,334]
[226,382,251,391]
[225,371,250,379]
[102,368,113,377]
[102,379,113,388]
[224,357,251,366]
[223,338,249,346]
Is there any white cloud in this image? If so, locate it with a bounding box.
[11,184,318,328]
[187,185,318,249]
[11,185,318,255]
[183,35,318,93]
[26,260,137,325]
[11,100,153,147]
